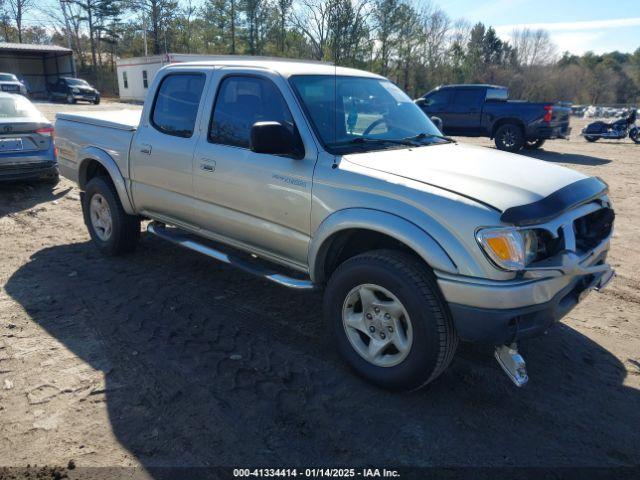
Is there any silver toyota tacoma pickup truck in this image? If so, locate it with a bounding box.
[55,58,615,390]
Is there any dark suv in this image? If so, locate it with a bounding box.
[48,77,100,105]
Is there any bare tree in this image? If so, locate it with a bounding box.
[7,0,33,42]
[511,28,557,66]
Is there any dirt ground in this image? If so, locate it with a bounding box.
[0,100,639,474]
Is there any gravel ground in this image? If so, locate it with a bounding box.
[0,100,639,473]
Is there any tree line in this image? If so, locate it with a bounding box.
[1,0,639,104]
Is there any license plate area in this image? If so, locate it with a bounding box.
[0,138,23,151]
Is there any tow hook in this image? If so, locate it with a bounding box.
[494,343,529,387]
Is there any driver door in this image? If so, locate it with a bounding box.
[191,69,318,270]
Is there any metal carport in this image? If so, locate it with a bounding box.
[0,43,75,97]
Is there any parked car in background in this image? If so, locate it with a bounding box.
[48,77,100,104]
[415,84,571,152]
[0,93,57,183]
[0,73,28,96]
[55,59,615,390]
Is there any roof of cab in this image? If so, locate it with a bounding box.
[164,56,384,79]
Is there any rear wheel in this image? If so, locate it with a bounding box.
[82,176,140,255]
[584,135,599,143]
[524,138,546,150]
[630,127,640,144]
[494,124,524,152]
[323,250,458,391]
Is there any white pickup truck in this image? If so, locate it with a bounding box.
[55,58,615,390]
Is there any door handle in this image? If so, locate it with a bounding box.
[199,158,216,173]
[140,143,152,155]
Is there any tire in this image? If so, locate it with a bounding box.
[93,97,101,105]
[494,123,524,152]
[523,138,546,150]
[630,128,640,144]
[82,176,140,255]
[66,94,76,104]
[323,249,458,391]
[584,135,599,143]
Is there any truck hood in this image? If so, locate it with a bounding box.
[342,142,586,212]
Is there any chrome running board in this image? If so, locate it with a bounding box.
[147,222,315,290]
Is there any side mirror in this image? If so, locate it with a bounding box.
[430,116,443,133]
[414,98,426,107]
[250,121,303,159]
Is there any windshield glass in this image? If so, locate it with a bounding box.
[66,78,90,86]
[0,95,43,119]
[290,75,446,153]
[0,74,18,82]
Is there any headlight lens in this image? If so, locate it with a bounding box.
[476,227,539,271]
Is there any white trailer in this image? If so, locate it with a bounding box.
[116,54,228,101]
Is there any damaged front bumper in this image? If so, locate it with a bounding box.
[437,244,614,345]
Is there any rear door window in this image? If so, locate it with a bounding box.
[151,73,205,138]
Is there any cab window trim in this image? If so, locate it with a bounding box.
[149,72,206,139]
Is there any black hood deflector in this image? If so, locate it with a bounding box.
[500,177,608,226]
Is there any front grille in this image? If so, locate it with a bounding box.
[573,207,614,252]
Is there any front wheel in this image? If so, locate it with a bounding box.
[630,127,640,144]
[323,250,458,391]
[82,176,140,255]
[66,94,76,104]
[494,124,524,152]
[93,97,101,105]
[584,135,599,142]
[524,138,546,150]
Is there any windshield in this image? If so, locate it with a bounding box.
[0,74,18,82]
[66,78,90,86]
[0,95,43,119]
[290,75,446,153]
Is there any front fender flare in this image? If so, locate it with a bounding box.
[77,146,135,215]
[309,208,458,284]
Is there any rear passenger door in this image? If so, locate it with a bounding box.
[130,71,208,223]
[191,69,318,270]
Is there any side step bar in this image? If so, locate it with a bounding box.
[147,222,316,290]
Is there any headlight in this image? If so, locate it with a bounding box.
[476,227,539,271]
[72,87,79,93]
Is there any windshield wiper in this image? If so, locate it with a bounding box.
[330,137,419,149]
[403,132,456,144]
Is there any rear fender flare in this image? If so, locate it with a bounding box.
[78,146,135,215]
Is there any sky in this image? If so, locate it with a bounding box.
[444,0,640,55]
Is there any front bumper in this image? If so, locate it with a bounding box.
[445,267,613,344]
[72,92,99,101]
[437,244,612,345]
[0,161,58,182]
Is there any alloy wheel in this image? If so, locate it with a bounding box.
[89,193,113,241]
[342,283,413,368]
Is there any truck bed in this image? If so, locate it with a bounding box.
[55,110,141,185]
[56,110,141,131]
